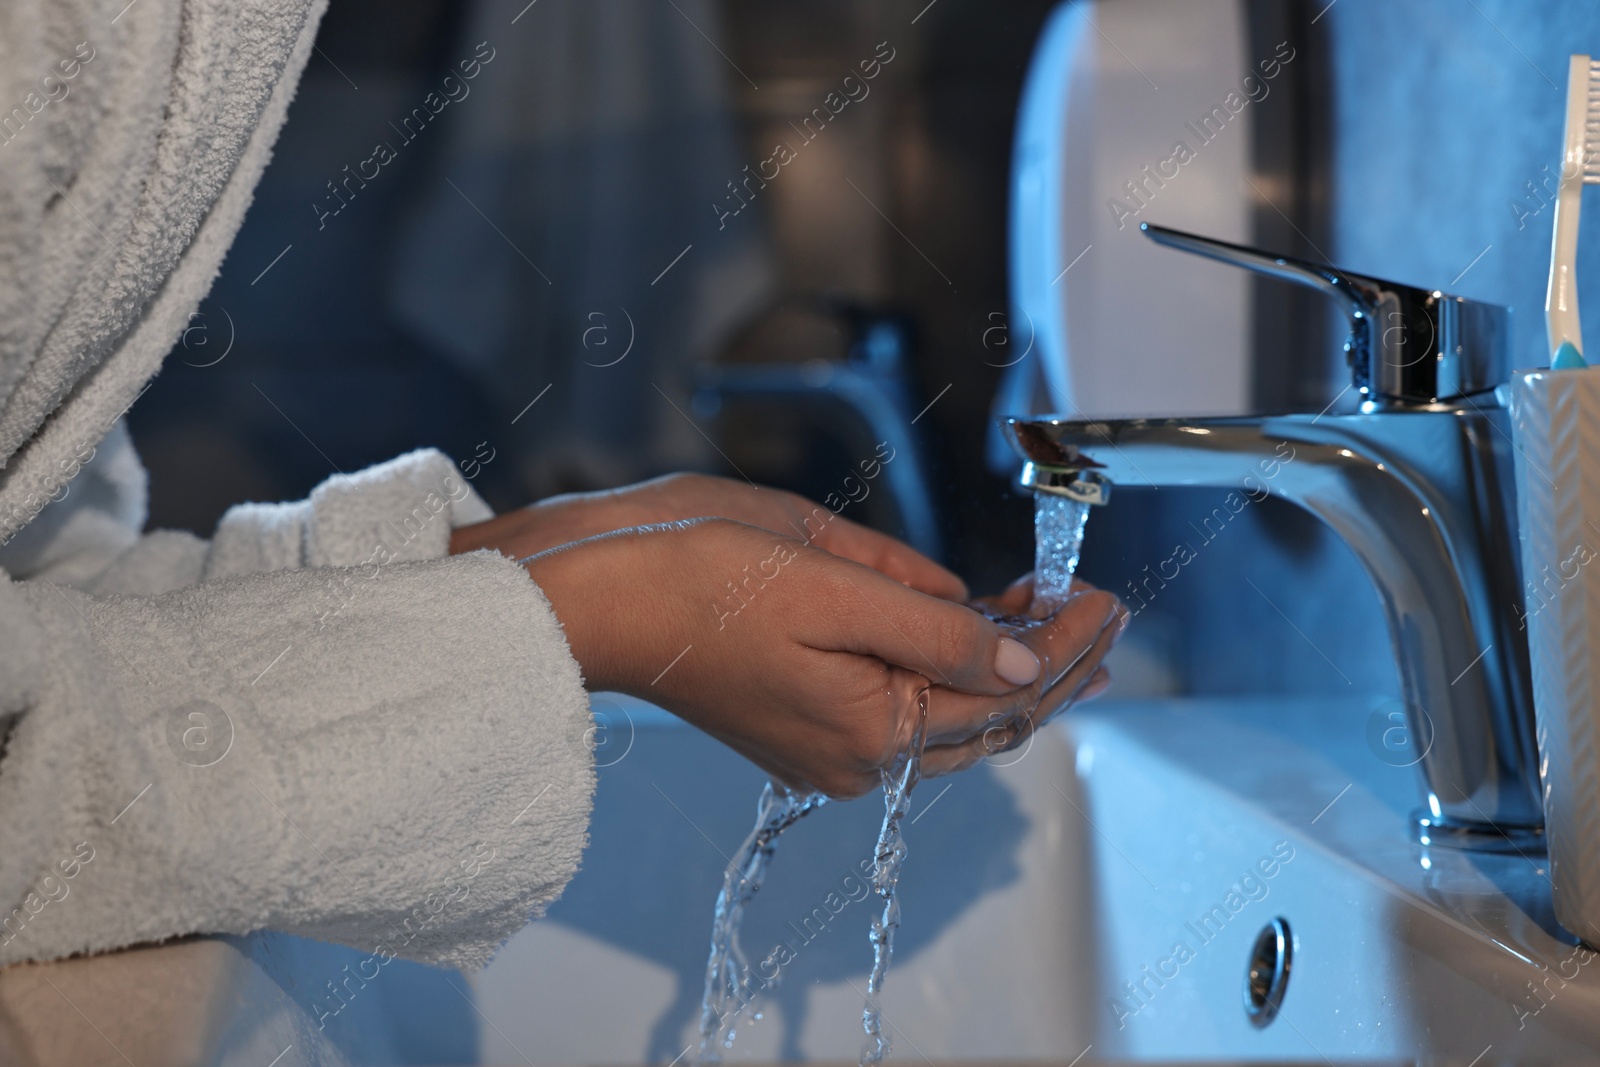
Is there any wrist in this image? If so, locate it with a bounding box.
[449,491,644,561]
[523,534,636,693]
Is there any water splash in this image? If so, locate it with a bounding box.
[696,783,827,1063]
[859,687,930,1066]
[1033,492,1091,610]
[689,501,1085,1062]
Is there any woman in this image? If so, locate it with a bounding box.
[0,0,1123,975]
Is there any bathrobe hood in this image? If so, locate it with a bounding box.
[0,0,325,545]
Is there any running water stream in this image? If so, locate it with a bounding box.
[694,691,932,1066]
[1032,492,1091,610]
[696,783,829,1063]
[695,492,1089,1064]
[858,688,929,1065]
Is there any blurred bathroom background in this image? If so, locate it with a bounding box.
[125,0,1600,749]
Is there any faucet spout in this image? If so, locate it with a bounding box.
[1005,410,1543,850]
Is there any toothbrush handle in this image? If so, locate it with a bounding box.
[1549,178,1584,353]
[1546,53,1590,355]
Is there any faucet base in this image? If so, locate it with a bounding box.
[1412,811,1546,855]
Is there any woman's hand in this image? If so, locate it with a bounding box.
[524,518,1125,797]
[450,473,966,600]
[919,571,1125,777]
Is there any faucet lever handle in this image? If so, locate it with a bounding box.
[1139,222,1509,408]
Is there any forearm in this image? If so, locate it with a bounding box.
[0,551,594,970]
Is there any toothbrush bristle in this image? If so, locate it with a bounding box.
[1587,63,1600,182]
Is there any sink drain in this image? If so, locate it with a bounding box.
[1244,917,1293,1028]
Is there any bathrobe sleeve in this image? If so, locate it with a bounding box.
[0,446,595,970]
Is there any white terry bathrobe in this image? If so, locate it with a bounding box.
[0,0,594,969]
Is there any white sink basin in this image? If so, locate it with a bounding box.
[1064,698,1598,1062]
[474,695,1600,1063]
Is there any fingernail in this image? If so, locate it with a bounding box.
[995,637,1041,686]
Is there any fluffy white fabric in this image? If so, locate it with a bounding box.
[0,439,596,970]
[0,0,322,542]
[0,0,598,971]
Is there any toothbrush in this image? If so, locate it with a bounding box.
[1547,54,1600,370]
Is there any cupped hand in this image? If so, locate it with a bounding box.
[524,518,1124,797]
[919,573,1127,778]
[450,472,966,600]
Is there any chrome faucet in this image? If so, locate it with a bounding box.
[1007,223,1541,853]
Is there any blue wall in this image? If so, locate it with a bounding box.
[1327,0,1593,370]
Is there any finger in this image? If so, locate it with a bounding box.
[802,511,967,601]
[968,573,1034,617]
[999,651,1114,749]
[918,659,1114,780]
[1080,665,1111,702]
[814,560,1046,697]
[916,589,1123,743]
[982,623,1121,755]
[1013,588,1124,693]
[997,612,1123,740]
[917,737,990,779]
